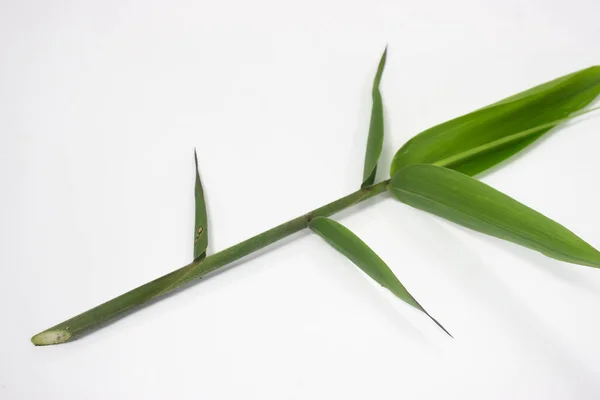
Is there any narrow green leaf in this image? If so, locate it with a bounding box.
[488,69,581,107]
[309,216,451,336]
[389,164,600,268]
[361,47,387,188]
[390,66,600,177]
[432,106,600,169]
[193,149,208,261]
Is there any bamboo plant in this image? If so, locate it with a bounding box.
[31,49,600,346]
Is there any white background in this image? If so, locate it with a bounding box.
[1,0,600,399]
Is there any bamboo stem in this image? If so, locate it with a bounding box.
[31,180,390,345]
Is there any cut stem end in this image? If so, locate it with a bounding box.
[31,329,72,346]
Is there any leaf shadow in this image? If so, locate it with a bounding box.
[395,209,600,394]
[418,202,600,295]
[308,237,434,350]
[477,234,600,296]
[385,205,600,394]
[390,207,537,334]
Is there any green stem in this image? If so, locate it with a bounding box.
[31,180,390,346]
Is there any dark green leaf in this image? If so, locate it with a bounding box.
[193,149,208,261]
[389,164,600,268]
[309,216,451,336]
[390,66,600,177]
[361,47,387,188]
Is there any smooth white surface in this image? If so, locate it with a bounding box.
[2,0,600,398]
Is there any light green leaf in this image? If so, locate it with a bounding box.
[361,47,387,188]
[309,216,451,336]
[390,66,600,177]
[389,164,600,268]
[193,149,208,261]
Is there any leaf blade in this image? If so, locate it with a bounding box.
[361,47,387,188]
[390,66,600,177]
[488,69,581,107]
[193,149,208,261]
[433,106,600,169]
[389,164,600,268]
[309,216,451,336]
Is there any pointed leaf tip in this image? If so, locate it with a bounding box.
[309,216,451,336]
[390,66,600,177]
[389,164,600,268]
[193,149,208,261]
[361,47,388,188]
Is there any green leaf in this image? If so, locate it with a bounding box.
[389,164,600,268]
[361,47,388,188]
[487,69,581,107]
[193,149,208,261]
[309,216,451,336]
[390,66,600,177]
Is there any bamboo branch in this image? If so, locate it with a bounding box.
[31,180,390,345]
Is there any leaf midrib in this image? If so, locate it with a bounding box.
[433,106,600,168]
[391,185,592,266]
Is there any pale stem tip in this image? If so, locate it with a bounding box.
[31,329,72,346]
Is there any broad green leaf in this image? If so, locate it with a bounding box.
[390,66,600,177]
[361,47,387,188]
[309,216,451,336]
[389,164,600,268]
[193,149,208,261]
